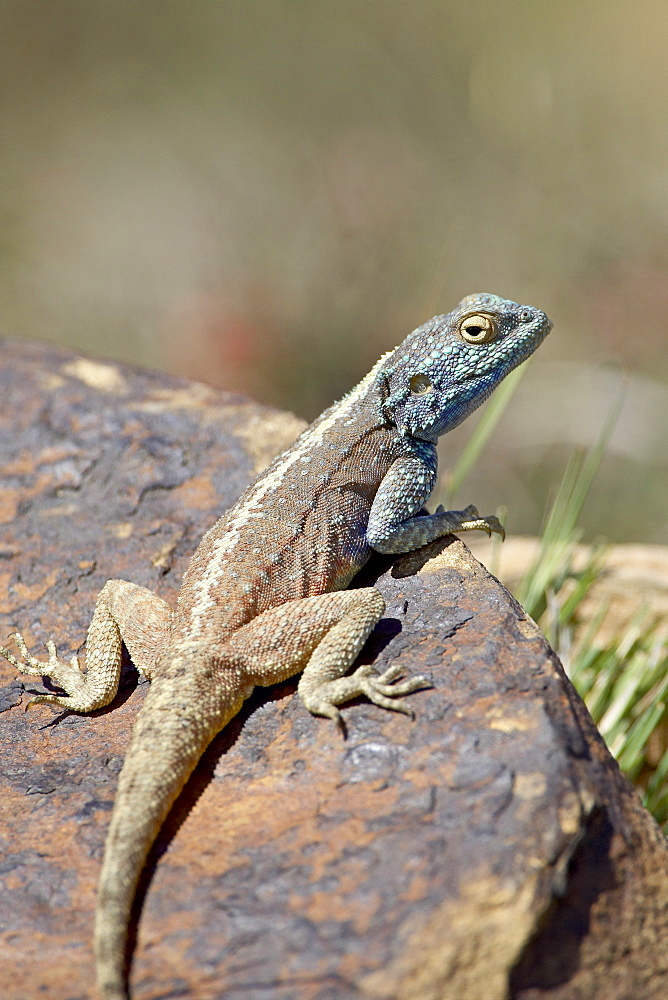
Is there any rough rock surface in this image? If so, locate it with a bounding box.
[0,340,666,1000]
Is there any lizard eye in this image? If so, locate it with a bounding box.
[409,373,433,395]
[458,313,497,345]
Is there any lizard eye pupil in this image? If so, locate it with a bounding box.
[410,373,433,395]
[459,313,497,345]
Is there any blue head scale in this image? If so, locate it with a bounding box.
[377,293,552,440]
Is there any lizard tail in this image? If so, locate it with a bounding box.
[94,657,247,1000]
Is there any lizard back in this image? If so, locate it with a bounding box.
[175,361,399,639]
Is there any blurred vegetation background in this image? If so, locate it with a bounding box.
[1,0,667,543]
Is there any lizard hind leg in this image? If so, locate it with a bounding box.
[0,579,172,713]
[227,587,431,727]
[296,589,432,725]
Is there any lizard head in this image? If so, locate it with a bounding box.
[376,293,552,440]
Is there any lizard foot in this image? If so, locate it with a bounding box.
[0,632,87,709]
[435,504,506,540]
[353,663,433,715]
[302,662,432,725]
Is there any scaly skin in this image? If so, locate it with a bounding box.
[0,293,552,999]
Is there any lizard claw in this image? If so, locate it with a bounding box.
[300,662,432,724]
[476,515,505,540]
[433,504,505,541]
[350,663,432,716]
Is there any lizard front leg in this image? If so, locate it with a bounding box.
[0,580,172,712]
[367,453,505,554]
[227,587,430,726]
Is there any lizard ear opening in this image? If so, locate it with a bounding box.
[409,373,433,395]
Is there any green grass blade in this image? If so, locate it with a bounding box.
[444,364,526,506]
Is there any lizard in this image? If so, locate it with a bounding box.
[0,292,551,1000]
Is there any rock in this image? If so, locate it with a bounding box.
[1,340,666,1000]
